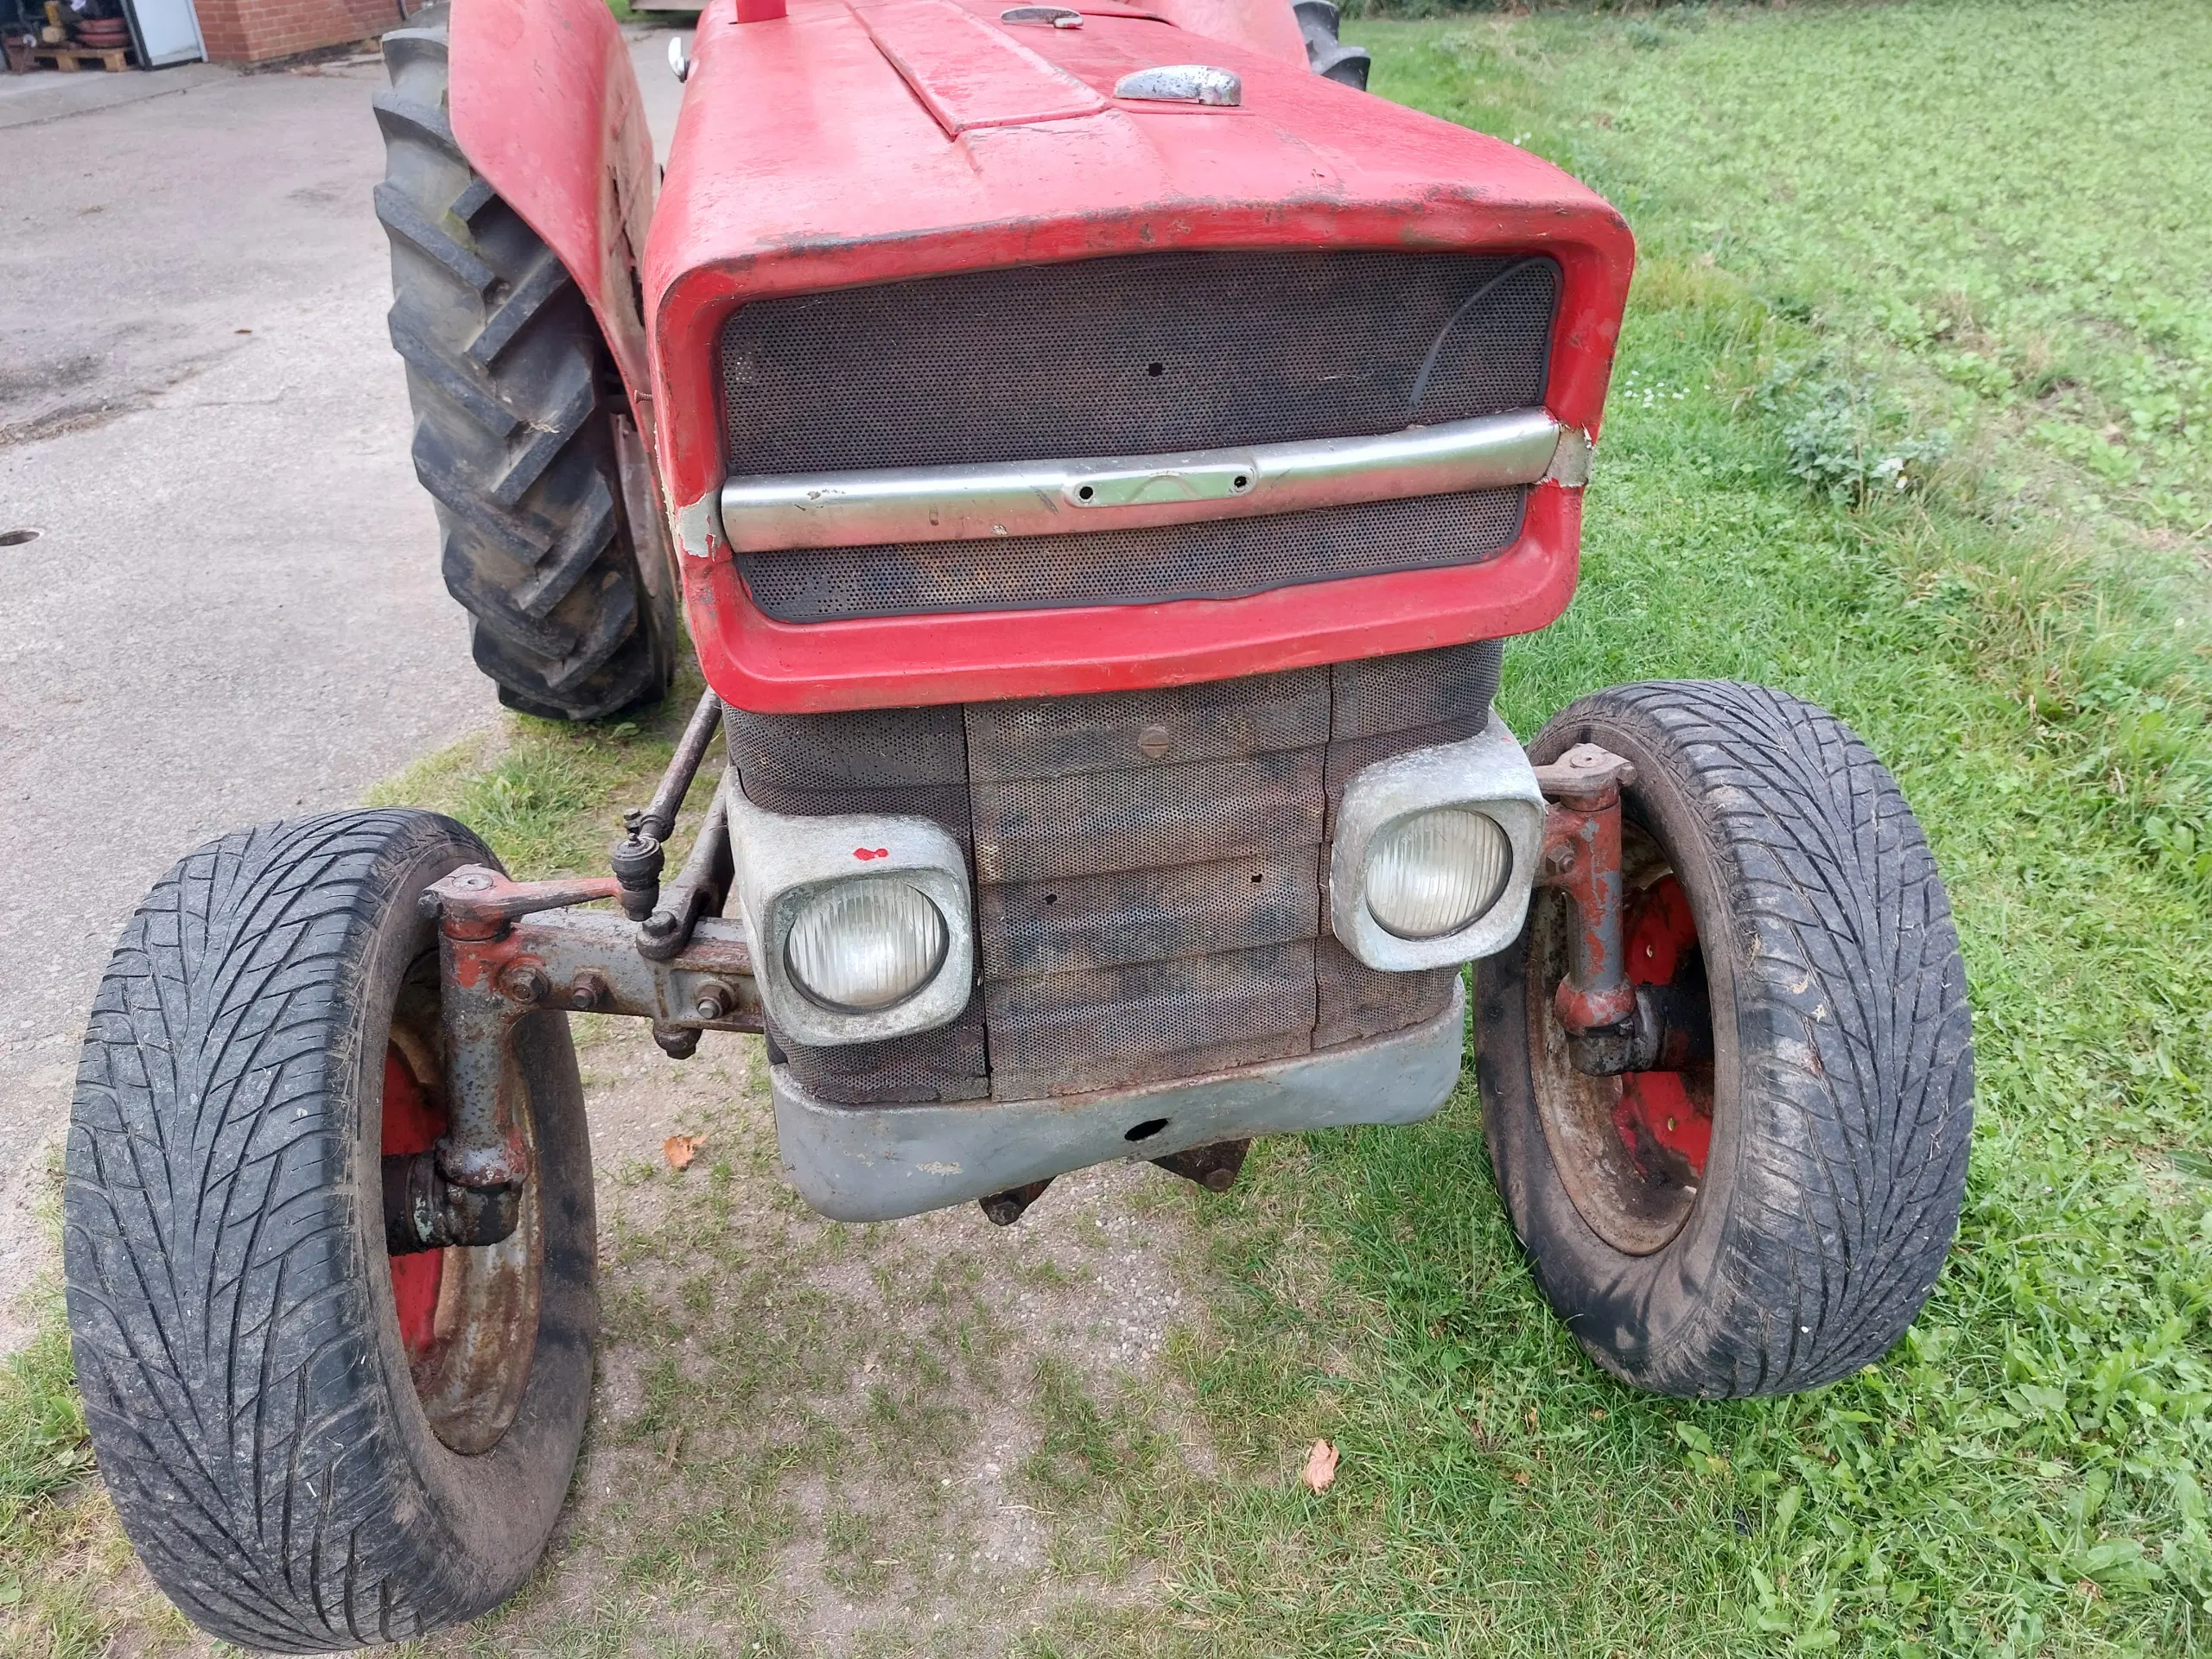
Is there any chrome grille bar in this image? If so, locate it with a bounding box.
[719,409,1571,553]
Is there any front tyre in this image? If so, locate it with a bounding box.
[64,811,595,1649]
[1476,683,1973,1396]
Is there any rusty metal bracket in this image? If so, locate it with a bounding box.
[384,1152,521,1255]
[423,863,763,1191]
[1151,1138,1250,1192]
[1532,744,1717,1078]
[1534,743,1640,1071]
[978,1178,1053,1227]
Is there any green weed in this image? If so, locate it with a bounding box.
[366,664,717,875]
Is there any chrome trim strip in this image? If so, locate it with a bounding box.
[772,982,1464,1222]
[718,408,1564,552]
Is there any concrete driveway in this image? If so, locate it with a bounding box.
[0,30,687,1344]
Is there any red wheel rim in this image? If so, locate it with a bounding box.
[1613,874,1713,1180]
[1526,818,1719,1256]
[381,1046,446,1361]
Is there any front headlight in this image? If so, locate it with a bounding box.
[785,880,949,1012]
[1363,808,1513,940]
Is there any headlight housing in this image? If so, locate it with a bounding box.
[1327,715,1547,972]
[1363,808,1513,939]
[785,880,949,1012]
[728,781,974,1047]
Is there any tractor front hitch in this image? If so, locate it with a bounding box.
[1533,743,1710,1077]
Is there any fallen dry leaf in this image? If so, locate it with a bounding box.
[1301,1439,1340,1493]
[663,1134,703,1171]
[1512,1469,1532,1488]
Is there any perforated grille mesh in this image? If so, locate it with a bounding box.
[736,489,1527,623]
[1332,639,1505,742]
[724,703,966,789]
[1315,934,1459,1052]
[741,640,1501,1104]
[986,945,1319,1102]
[772,1010,991,1106]
[718,252,1560,473]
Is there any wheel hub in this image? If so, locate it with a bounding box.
[382,968,543,1456]
[1526,814,1718,1256]
[1611,875,1713,1185]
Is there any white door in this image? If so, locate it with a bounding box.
[124,0,206,67]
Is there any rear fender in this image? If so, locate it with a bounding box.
[448,0,658,435]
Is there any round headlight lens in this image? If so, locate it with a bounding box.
[785,880,949,1012]
[1363,808,1513,940]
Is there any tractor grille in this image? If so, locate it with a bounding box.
[735,489,1527,621]
[729,639,1502,1105]
[718,251,1559,620]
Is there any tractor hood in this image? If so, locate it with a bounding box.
[645,0,1634,712]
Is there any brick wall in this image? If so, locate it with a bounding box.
[193,0,400,64]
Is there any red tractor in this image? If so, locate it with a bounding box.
[61,0,1974,1644]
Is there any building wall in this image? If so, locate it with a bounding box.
[190,0,399,64]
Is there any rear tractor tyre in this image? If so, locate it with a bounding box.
[375,10,677,721]
[64,810,595,1649]
[1476,682,1974,1397]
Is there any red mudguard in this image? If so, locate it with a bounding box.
[448,0,659,435]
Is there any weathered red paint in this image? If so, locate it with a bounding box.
[1615,875,1712,1178]
[382,1047,444,1360]
[448,0,659,435]
[644,0,1635,713]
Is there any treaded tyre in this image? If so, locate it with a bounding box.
[1293,0,1371,89]
[375,10,677,721]
[64,811,595,1649]
[1476,682,1973,1397]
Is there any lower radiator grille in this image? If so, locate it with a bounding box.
[736,488,1527,623]
[728,639,1502,1104]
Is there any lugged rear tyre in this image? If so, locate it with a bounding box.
[375,10,676,721]
[63,811,595,1649]
[1477,682,1974,1396]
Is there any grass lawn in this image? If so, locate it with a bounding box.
[5,2,2209,1655]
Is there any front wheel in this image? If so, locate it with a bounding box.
[1477,682,1974,1397]
[64,810,595,1649]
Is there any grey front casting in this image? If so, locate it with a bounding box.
[771,982,1469,1221]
